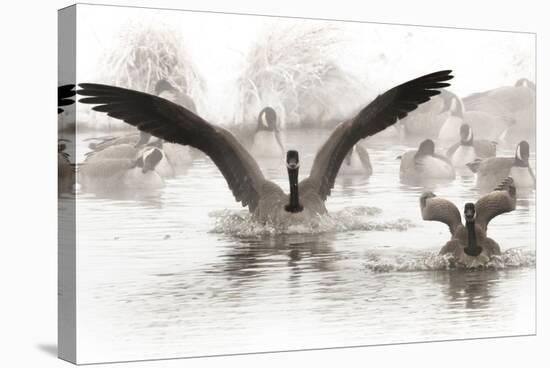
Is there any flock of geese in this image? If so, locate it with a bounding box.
[58,69,536,268]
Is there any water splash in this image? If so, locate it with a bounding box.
[208,206,413,237]
[363,248,535,272]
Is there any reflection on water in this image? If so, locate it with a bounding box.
[69,130,536,363]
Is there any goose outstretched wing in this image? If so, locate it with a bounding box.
[78,84,267,211]
[420,192,462,235]
[58,84,76,114]
[302,70,453,199]
[475,177,517,230]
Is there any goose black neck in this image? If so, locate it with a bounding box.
[460,137,474,146]
[285,168,303,213]
[465,221,481,257]
[513,157,529,167]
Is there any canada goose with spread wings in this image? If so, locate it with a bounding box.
[420,177,516,268]
[78,70,453,225]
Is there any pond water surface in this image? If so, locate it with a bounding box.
[62,129,535,364]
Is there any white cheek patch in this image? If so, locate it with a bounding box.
[466,128,473,141]
[515,145,523,161]
[142,148,153,162]
[261,112,269,128]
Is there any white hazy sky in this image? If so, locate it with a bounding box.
[73,4,535,122]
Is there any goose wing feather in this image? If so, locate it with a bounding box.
[58,84,76,113]
[78,83,268,211]
[475,177,517,230]
[420,192,462,235]
[303,70,454,199]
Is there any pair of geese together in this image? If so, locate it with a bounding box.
[77,70,518,267]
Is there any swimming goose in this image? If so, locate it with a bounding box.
[437,90,513,143]
[399,139,455,185]
[79,147,165,191]
[249,106,285,158]
[420,177,516,268]
[58,84,76,193]
[338,144,373,177]
[446,123,496,168]
[467,140,535,191]
[84,137,175,178]
[77,70,453,225]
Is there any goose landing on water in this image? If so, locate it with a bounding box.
[420,177,516,268]
[467,140,535,191]
[78,70,453,226]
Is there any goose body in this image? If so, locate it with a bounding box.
[400,139,455,184]
[420,177,516,268]
[85,139,175,178]
[467,141,535,191]
[77,70,453,226]
[79,147,165,191]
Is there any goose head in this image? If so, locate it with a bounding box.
[515,78,535,90]
[514,141,530,167]
[257,107,279,132]
[136,147,163,174]
[463,203,482,257]
[417,139,435,157]
[155,79,177,95]
[284,150,303,213]
[459,124,474,145]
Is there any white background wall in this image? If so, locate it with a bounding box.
[0,0,547,367]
